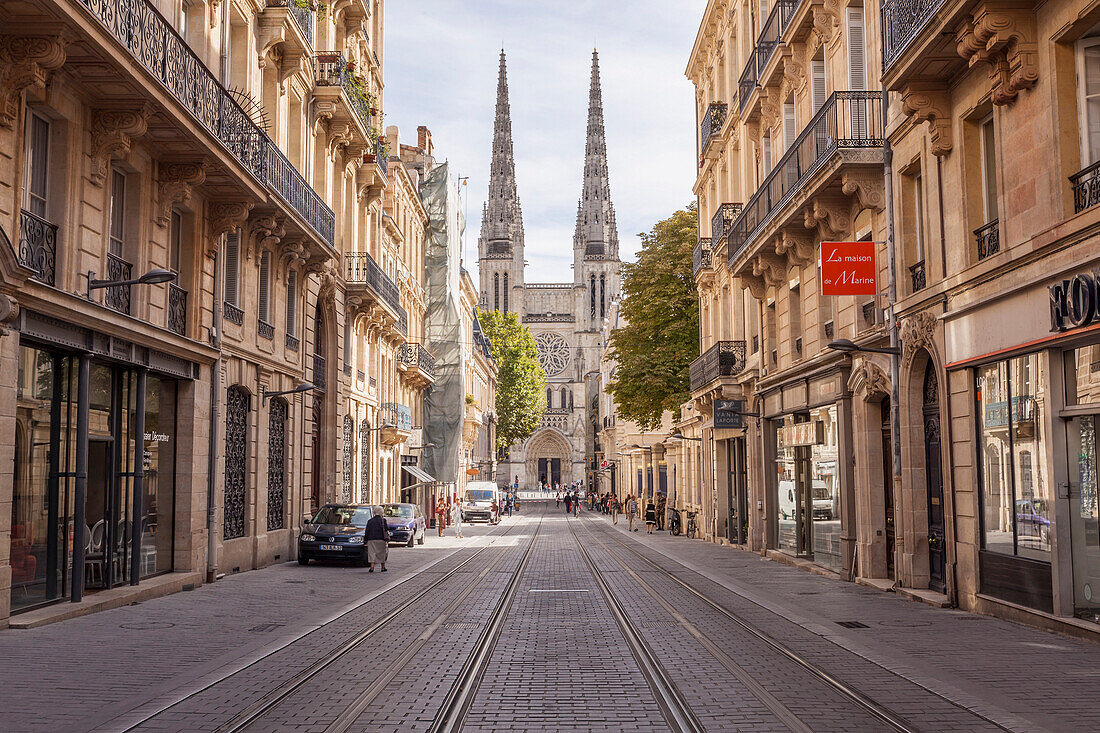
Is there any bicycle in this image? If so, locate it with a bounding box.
[667,508,682,536]
[686,510,699,538]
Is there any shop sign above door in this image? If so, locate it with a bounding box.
[820,241,877,296]
[713,399,744,429]
[1049,271,1100,332]
[778,420,824,447]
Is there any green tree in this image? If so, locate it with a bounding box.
[478,309,548,452]
[606,204,700,431]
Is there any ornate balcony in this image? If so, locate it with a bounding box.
[286,333,300,351]
[728,92,884,267]
[344,252,408,339]
[104,253,132,315]
[398,343,436,387]
[881,0,949,72]
[379,402,412,446]
[264,143,335,250]
[909,260,927,292]
[167,283,187,336]
[700,102,727,154]
[258,320,275,340]
[689,340,747,394]
[264,0,314,48]
[224,301,244,326]
[1071,161,1100,214]
[314,51,376,136]
[710,202,742,242]
[693,237,713,279]
[736,0,798,113]
[975,220,1000,260]
[18,209,56,285]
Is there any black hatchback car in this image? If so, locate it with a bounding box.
[298,504,374,565]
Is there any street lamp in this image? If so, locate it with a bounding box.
[827,338,902,356]
[669,432,702,442]
[715,404,761,418]
[87,267,177,298]
[262,381,316,406]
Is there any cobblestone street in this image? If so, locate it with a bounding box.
[0,501,1097,732]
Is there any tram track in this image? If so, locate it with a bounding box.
[578,513,1015,733]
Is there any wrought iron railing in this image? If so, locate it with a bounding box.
[105,253,132,315]
[18,209,56,285]
[689,340,747,392]
[710,202,742,242]
[399,343,436,380]
[313,354,326,391]
[344,252,406,321]
[264,0,314,48]
[909,260,926,292]
[701,102,727,150]
[314,51,373,130]
[264,142,334,246]
[381,402,412,430]
[224,301,244,326]
[286,333,300,351]
[756,0,798,76]
[258,319,275,340]
[80,0,334,246]
[881,0,948,72]
[343,363,352,376]
[727,92,884,263]
[693,237,713,277]
[167,283,187,335]
[357,369,365,382]
[375,139,388,178]
[975,220,1000,260]
[738,53,759,113]
[1070,160,1100,213]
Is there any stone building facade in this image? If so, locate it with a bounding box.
[479,50,620,491]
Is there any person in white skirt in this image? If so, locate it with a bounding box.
[450,500,464,539]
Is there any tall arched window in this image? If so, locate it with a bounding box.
[267,397,287,531]
[546,387,552,407]
[600,274,606,318]
[494,273,500,310]
[590,274,596,316]
[224,386,250,539]
[258,250,272,326]
[560,387,568,409]
[503,273,509,312]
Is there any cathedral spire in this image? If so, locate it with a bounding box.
[480,49,523,256]
[575,49,618,260]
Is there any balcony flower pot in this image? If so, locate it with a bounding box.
[364,153,376,163]
[370,106,378,116]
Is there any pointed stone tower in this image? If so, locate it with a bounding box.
[478,50,525,314]
[574,49,620,327]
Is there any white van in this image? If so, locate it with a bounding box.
[777,479,833,520]
[462,482,500,524]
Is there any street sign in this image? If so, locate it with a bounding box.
[821,241,877,296]
[713,399,744,429]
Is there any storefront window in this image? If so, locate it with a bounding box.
[775,421,798,555]
[141,376,176,577]
[977,353,1051,561]
[1065,347,1100,621]
[811,405,841,571]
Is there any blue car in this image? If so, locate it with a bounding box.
[384,503,426,547]
[298,504,372,566]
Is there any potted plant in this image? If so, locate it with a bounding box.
[346,59,357,72]
[465,393,475,405]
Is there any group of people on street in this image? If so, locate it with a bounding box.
[559,489,581,515]
[434,498,465,539]
[594,492,662,533]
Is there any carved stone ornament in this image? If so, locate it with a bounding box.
[279,238,308,270]
[900,310,939,366]
[89,107,149,186]
[317,265,338,305]
[780,55,806,99]
[0,292,20,328]
[804,197,851,240]
[207,201,254,249]
[812,1,841,46]
[900,84,953,156]
[956,4,1038,106]
[753,251,788,289]
[739,272,768,300]
[156,161,207,226]
[0,35,67,129]
[841,170,886,211]
[248,214,286,259]
[775,231,815,268]
[847,357,891,399]
[327,122,353,160]
[759,91,780,135]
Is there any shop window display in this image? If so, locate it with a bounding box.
[1065,347,1100,621]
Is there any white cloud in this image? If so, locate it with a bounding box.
[385,0,706,283]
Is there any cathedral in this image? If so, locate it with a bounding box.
[479,50,621,490]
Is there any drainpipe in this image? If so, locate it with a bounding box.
[207,247,222,584]
[883,87,903,585]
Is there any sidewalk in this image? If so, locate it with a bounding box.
[586,510,1100,733]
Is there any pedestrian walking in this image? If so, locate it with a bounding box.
[572,491,579,516]
[656,491,666,530]
[555,491,561,507]
[627,495,639,532]
[564,492,572,514]
[365,505,390,572]
[435,498,447,537]
[450,501,464,539]
[610,493,619,525]
[644,501,656,534]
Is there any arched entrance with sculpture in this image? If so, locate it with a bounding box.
[524,428,573,489]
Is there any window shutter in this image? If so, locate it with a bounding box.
[286,269,297,333]
[23,112,49,217]
[847,8,866,91]
[812,59,827,112]
[762,135,773,176]
[783,103,796,150]
[258,250,271,322]
[224,231,240,306]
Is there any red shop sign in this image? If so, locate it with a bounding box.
[820,241,877,296]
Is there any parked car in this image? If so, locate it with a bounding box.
[1016,498,1052,546]
[298,504,372,566]
[384,503,426,547]
[462,482,500,523]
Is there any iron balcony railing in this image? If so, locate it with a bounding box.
[314,51,373,131]
[258,319,275,340]
[286,333,300,351]
[399,343,436,380]
[693,237,713,277]
[167,283,187,335]
[881,0,948,71]
[738,54,759,114]
[689,340,747,393]
[909,260,926,292]
[737,0,798,112]
[18,209,56,285]
[105,253,132,315]
[80,0,334,247]
[265,0,314,48]
[313,354,326,391]
[727,91,884,264]
[701,102,727,151]
[1070,160,1100,213]
[975,219,1000,260]
[344,252,407,326]
[381,402,412,430]
[710,202,742,242]
[376,139,389,178]
[264,142,334,247]
[223,301,244,326]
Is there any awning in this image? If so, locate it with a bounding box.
[402,465,437,484]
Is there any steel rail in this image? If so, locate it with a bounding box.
[565,519,707,733]
[583,514,1015,733]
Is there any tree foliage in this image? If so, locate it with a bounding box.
[606,205,700,431]
[478,309,548,452]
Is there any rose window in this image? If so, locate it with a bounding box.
[535,332,569,377]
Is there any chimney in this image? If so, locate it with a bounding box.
[417,125,433,156]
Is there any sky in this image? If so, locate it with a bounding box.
[383,0,707,284]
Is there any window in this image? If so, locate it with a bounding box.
[914,173,926,261]
[109,169,126,257]
[1076,36,1100,167]
[980,114,999,223]
[561,387,568,409]
[977,353,1051,561]
[169,210,183,274]
[600,274,606,318]
[224,386,250,539]
[225,231,240,306]
[343,317,352,369]
[22,111,49,218]
[267,397,287,531]
[762,134,773,177]
[811,57,827,113]
[503,273,509,312]
[789,284,802,358]
[258,250,272,324]
[286,269,298,336]
[783,100,797,189]
[846,7,866,91]
[546,387,552,407]
[494,273,499,311]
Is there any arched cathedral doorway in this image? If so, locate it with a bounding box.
[525,429,572,489]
